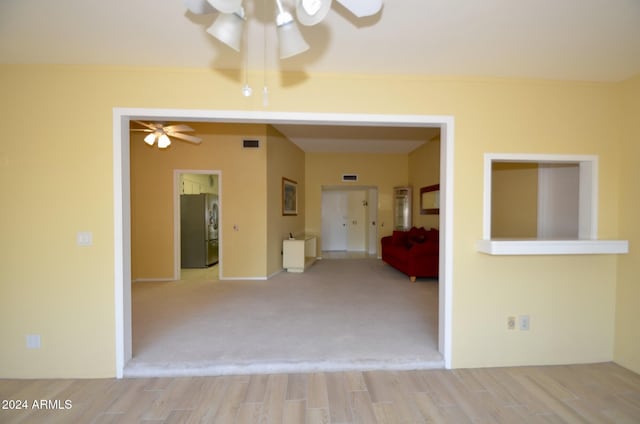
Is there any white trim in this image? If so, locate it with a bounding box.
[173,172,179,280]
[113,112,131,379]
[477,239,629,255]
[117,108,455,127]
[132,278,175,283]
[220,276,270,281]
[267,268,286,279]
[113,113,123,379]
[439,119,454,369]
[219,276,271,281]
[482,155,493,240]
[114,108,455,377]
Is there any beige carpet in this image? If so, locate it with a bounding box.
[125,258,442,377]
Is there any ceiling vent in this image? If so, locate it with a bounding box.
[243,139,260,148]
[342,174,359,182]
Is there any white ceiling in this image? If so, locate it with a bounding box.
[1,0,639,82]
[272,124,439,153]
[3,0,639,152]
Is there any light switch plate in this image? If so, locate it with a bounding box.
[519,315,530,331]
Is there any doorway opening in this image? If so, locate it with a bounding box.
[174,171,221,282]
[114,109,455,377]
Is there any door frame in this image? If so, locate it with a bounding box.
[114,109,455,376]
[173,170,222,280]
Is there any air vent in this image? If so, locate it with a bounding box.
[342,174,359,182]
[243,139,260,148]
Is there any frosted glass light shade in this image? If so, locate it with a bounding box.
[296,0,332,26]
[144,133,156,146]
[158,134,171,148]
[184,0,216,14]
[335,0,382,17]
[207,11,245,51]
[277,21,309,58]
[206,0,242,14]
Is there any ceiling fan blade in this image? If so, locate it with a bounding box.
[184,0,216,14]
[335,0,382,17]
[131,129,153,132]
[170,133,203,144]
[132,120,157,130]
[163,124,195,133]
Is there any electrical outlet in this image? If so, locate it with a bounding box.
[519,315,530,331]
[76,231,93,246]
[507,316,516,330]
[26,334,41,349]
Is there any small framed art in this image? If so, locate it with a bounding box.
[282,177,298,216]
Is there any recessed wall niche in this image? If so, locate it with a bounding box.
[491,161,580,239]
[482,153,597,242]
[477,154,629,256]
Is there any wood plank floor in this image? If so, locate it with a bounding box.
[1,362,639,423]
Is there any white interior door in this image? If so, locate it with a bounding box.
[322,191,348,251]
[346,191,367,251]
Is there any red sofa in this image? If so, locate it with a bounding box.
[381,227,439,282]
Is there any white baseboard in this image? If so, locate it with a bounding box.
[133,278,174,283]
[220,276,268,281]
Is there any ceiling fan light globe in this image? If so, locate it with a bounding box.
[143,133,156,146]
[206,9,245,52]
[302,0,321,15]
[158,134,171,148]
[296,0,332,26]
[277,21,309,59]
[335,0,382,17]
[206,0,242,14]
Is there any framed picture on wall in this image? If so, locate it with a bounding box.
[282,177,298,216]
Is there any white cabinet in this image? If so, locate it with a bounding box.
[283,235,317,273]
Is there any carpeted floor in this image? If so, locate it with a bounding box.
[126,258,441,377]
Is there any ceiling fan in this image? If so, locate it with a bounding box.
[131,121,202,148]
[184,0,383,59]
[185,0,383,19]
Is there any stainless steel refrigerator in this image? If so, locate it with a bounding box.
[180,194,219,268]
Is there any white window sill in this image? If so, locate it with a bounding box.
[477,239,629,255]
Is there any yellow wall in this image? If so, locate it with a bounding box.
[304,153,409,251]
[0,64,632,377]
[266,126,306,276]
[615,74,640,374]
[409,139,440,230]
[131,123,268,280]
[446,80,620,368]
[491,162,539,238]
